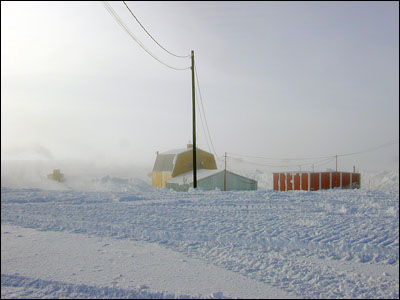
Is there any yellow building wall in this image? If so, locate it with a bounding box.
[172,149,217,177]
[152,171,172,188]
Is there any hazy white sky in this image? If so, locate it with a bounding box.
[1,1,399,172]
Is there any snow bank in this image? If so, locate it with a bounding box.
[1,160,152,192]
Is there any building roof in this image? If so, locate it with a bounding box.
[166,169,222,185]
[152,153,176,172]
[152,146,214,173]
[166,169,257,185]
[160,148,191,155]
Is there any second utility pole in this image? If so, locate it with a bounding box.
[224,152,227,191]
[191,50,197,188]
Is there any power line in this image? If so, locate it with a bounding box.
[228,155,334,169]
[122,1,190,58]
[194,63,222,161]
[103,1,190,71]
[196,87,212,155]
[227,138,399,162]
[227,152,334,161]
[337,139,399,157]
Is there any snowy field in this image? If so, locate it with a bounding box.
[1,161,399,299]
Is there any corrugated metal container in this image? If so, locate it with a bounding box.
[273,172,360,191]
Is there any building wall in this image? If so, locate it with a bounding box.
[165,171,257,192]
[226,171,257,191]
[152,171,172,188]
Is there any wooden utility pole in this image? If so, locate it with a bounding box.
[191,50,197,188]
[224,152,227,191]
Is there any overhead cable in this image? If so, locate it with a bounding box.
[227,152,334,161]
[228,156,334,169]
[103,1,190,71]
[194,64,222,161]
[196,89,212,155]
[227,138,399,162]
[122,1,190,58]
[337,139,399,157]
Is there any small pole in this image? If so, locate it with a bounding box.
[312,164,315,172]
[335,155,338,172]
[224,152,227,191]
[191,50,197,188]
[353,165,355,173]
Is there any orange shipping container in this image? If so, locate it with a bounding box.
[273,172,360,191]
[321,172,330,189]
[301,173,309,190]
[280,173,286,191]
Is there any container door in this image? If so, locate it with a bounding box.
[342,173,350,189]
[280,173,286,191]
[332,172,340,188]
[321,172,330,189]
[273,174,279,191]
[310,173,320,191]
[301,173,309,190]
[294,173,301,190]
[352,173,360,189]
[287,173,293,190]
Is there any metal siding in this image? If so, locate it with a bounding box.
[294,173,301,190]
[351,173,360,189]
[301,173,309,190]
[280,173,286,191]
[321,172,330,189]
[273,173,279,191]
[226,171,257,191]
[287,173,293,190]
[332,172,340,188]
[165,170,257,192]
[342,173,350,189]
[198,171,224,191]
[310,173,320,191]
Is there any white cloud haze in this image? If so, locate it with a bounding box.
[1,1,399,173]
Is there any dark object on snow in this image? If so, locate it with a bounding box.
[47,169,65,182]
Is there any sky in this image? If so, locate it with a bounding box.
[1,1,399,173]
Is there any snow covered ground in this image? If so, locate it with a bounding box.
[1,161,399,298]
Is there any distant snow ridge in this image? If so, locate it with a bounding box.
[360,170,399,191]
[91,176,154,193]
[1,274,224,299]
